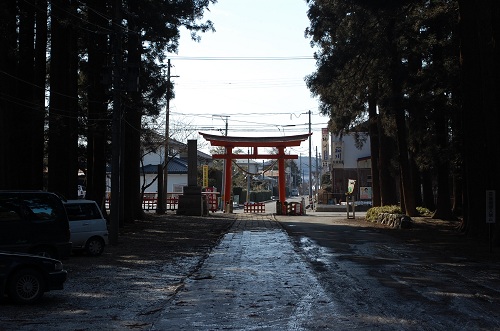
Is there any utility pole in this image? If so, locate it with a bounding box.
[212,115,229,210]
[308,110,313,206]
[110,0,122,245]
[158,59,178,213]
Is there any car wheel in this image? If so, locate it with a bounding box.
[85,237,105,256]
[8,268,45,304]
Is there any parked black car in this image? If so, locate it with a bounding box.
[0,191,72,259]
[0,251,67,304]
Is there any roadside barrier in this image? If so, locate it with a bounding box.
[286,202,303,216]
[106,195,179,211]
[244,202,265,213]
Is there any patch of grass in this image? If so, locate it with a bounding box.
[366,205,433,221]
[416,206,432,216]
[366,205,402,221]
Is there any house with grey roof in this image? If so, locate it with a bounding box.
[140,134,212,194]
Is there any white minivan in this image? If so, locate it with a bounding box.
[63,200,109,256]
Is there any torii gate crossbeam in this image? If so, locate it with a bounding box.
[199,132,311,212]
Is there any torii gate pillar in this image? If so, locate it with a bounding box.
[199,132,312,213]
[224,147,233,211]
[277,146,287,205]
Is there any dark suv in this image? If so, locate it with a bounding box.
[0,191,72,259]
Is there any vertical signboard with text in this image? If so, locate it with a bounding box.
[322,128,329,173]
[202,165,209,188]
[332,141,344,168]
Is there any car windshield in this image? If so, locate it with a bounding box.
[65,203,101,221]
[0,196,58,221]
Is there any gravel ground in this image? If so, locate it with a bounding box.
[0,212,235,331]
[0,212,498,331]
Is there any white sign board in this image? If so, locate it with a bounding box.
[347,179,356,194]
[486,190,496,224]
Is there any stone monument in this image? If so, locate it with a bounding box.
[176,140,206,216]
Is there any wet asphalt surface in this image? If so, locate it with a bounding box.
[152,215,339,330]
[1,202,500,330]
[151,210,500,330]
[276,212,500,330]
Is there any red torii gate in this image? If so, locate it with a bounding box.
[199,132,311,211]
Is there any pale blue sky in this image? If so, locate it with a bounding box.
[167,0,327,155]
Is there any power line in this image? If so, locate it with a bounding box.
[167,56,314,61]
[172,110,320,117]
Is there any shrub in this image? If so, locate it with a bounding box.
[366,205,433,221]
[366,205,402,221]
[416,206,432,216]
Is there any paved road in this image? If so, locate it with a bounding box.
[152,215,340,330]
[152,210,500,330]
[277,211,500,330]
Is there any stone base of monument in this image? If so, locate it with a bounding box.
[176,186,207,216]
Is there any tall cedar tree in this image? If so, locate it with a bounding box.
[0,1,18,188]
[123,0,143,223]
[0,1,46,190]
[385,13,418,216]
[33,0,48,189]
[48,0,79,198]
[17,0,36,188]
[116,0,216,222]
[306,1,461,217]
[406,1,460,220]
[458,0,500,242]
[86,0,111,210]
[305,1,402,208]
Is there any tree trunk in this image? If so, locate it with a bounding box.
[432,111,455,221]
[86,0,110,209]
[431,15,456,221]
[16,0,36,189]
[387,17,417,216]
[432,160,455,220]
[394,83,417,215]
[459,0,500,242]
[33,0,48,189]
[421,170,436,211]
[378,121,398,206]
[452,174,463,217]
[406,28,424,211]
[48,0,79,198]
[368,93,381,207]
[410,156,422,208]
[399,178,406,214]
[123,1,143,223]
[0,1,18,188]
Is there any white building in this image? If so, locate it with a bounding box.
[325,131,372,203]
[140,137,212,194]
